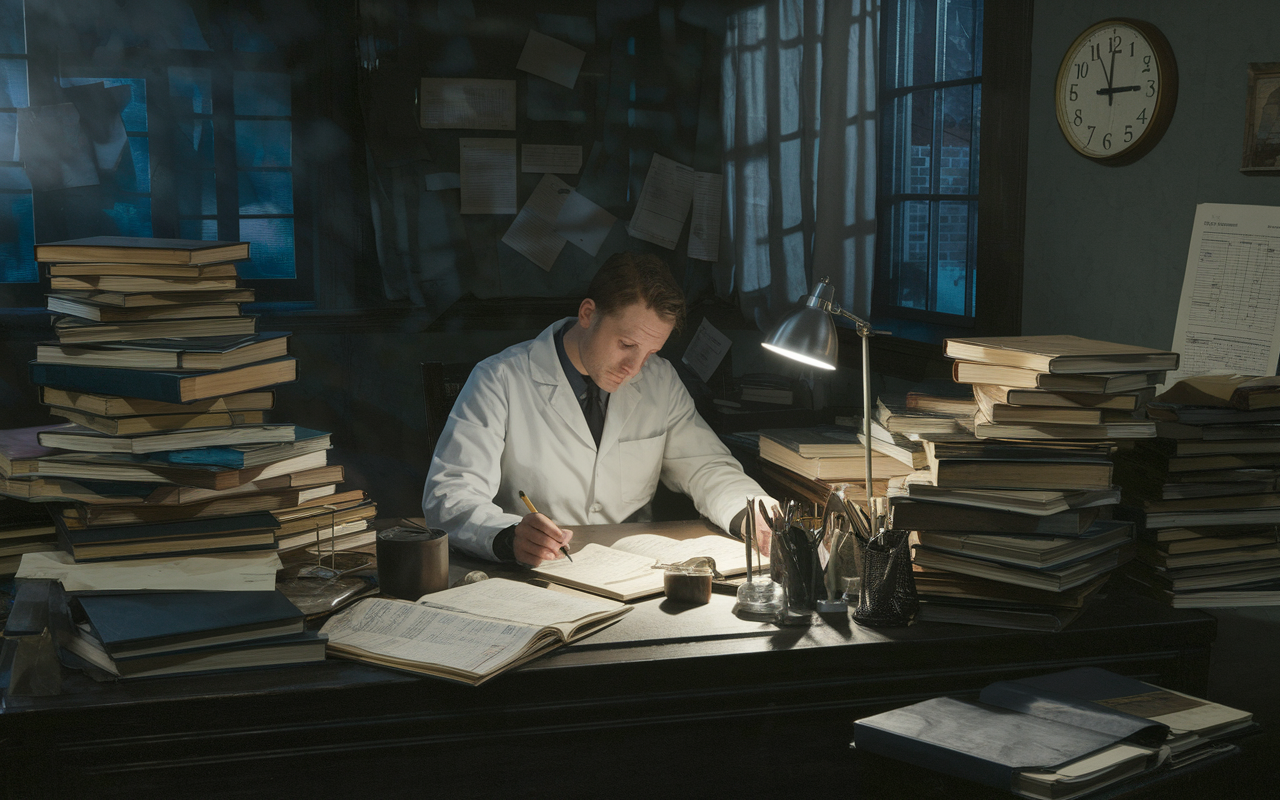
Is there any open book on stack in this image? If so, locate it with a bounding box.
[320,578,630,685]
[853,666,1252,800]
[1112,375,1280,608]
[757,426,917,482]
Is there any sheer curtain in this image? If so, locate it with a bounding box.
[720,0,878,332]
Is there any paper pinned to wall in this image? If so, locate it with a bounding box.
[687,171,723,262]
[501,173,573,270]
[516,30,586,89]
[16,104,100,191]
[522,144,583,174]
[1167,203,1280,387]
[555,190,616,256]
[682,317,732,384]
[626,153,695,250]
[459,138,517,214]
[419,78,517,130]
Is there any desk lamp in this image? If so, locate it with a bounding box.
[761,276,888,611]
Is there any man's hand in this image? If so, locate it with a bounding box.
[513,512,573,567]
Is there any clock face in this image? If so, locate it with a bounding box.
[1055,20,1177,163]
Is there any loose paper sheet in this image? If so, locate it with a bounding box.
[15,550,281,592]
[16,104,100,191]
[501,174,572,270]
[682,317,732,383]
[419,78,517,130]
[1168,203,1280,386]
[515,30,586,89]
[687,172,723,262]
[626,154,695,250]
[555,190,616,256]
[522,144,583,174]
[459,138,517,214]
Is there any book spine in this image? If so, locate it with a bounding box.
[852,722,1014,792]
[30,362,188,404]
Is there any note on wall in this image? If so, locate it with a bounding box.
[555,190,616,257]
[459,138,517,214]
[420,78,517,130]
[682,317,732,384]
[522,144,583,174]
[687,172,723,262]
[501,173,572,270]
[516,30,586,89]
[1168,203,1280,385]
[626,153,695,251]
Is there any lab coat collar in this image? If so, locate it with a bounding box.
[529,318,644,453]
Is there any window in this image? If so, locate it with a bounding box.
[0,1,308,307]
[873,0,1029,342]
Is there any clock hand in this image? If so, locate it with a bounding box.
[1105,47,1117,106]
[1096,85,1142,96]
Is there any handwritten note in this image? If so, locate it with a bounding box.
[626,153,695,250]
[682,317,732,383]
[555,190,616,256]
[420,78,516,130]
[522,144,583,174]
[501,173,572,270]
[516,30,586,89]
[688,172,723,262]
[459,138,517,214]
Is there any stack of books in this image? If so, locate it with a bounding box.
[756,426,915,509]
[0,237,376,568]
[891,335,1178,631]
[1112,374,1280,608]
[0,497,59,574]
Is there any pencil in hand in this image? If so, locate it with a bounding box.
[518,491,573,562]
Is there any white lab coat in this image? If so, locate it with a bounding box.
[422,318,765,559]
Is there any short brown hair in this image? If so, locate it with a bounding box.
[586,252,686,331]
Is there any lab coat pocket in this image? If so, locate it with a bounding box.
[618,434,666,506]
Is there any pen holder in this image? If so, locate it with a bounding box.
[376,527,449,600]
[850,527,917,628]
[771,523,823,612]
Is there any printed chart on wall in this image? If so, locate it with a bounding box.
[1167,203,1280,387]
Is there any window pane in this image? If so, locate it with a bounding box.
[0,109,15,160]
[0,188,34,282]
[238,171,292,214]
[908,0,938,86]
[239,218,295,279]
[0,57,25,107]
[893,200,931,310]
[0,0,24,55]
[234,71,290,116]
[906,90,933,194]
[179,218,218,241]
[178,170,217,215]
[939,84,973,194]
[111,136,150,193]
[175,119,215,168]
[169,67,212,114]
[64,77,146,131]
[941,0,980,82]
[934,200,971,315]
[103,197,152,238]
[235,120,290,167]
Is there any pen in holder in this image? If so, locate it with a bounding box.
[733,497,785,621]
[850,498,917,628]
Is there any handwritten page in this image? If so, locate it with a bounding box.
[610,532,763,570]
[419,78,516,130]
[533,543,660,596]
[522,144,583,174]
[459,138,517,214]
[627,153,695,250]
[682,317,732,383]
[501,173,572,269]
[1168,203,1280,386]
[688,172,723,261]
[419,577,620,632]
[15,550,281,592]
[555,189,616,256]
[516,30,586,89]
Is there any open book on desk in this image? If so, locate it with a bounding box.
[531,520,766,601]
[319,578,629,686]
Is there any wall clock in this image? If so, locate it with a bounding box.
[1054,18,1178,165]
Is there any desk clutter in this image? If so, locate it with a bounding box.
[0,236,380,684]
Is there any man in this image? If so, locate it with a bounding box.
[422,252,775,566]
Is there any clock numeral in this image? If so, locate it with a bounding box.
[1137,108,1148,123]
[1146,80,1156,98]
[1124,125,1134,143]
[1085,125,1096,147]
[1142,55,1151,73]
[1109,35,1122,54]
[1090,43,1101,61]
[1075,61,1089,79]
[1129,42,1135,57]
[1074,109,1083,126]
[1102,132,1113,150]
[1069,84,1078,102]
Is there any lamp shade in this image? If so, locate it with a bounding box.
[761,302,839,370]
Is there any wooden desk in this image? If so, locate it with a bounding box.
[0,577,1215,799]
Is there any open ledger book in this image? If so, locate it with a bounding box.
[319,578,629,685]
[531,520,766,601]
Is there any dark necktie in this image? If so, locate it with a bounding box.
[583,377,605,447]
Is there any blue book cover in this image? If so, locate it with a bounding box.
[29,356,296,404]
[146,427,330,468]
[73,590,305,655]
[56,510,280,544]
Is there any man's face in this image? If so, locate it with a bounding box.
[573,299,675,392]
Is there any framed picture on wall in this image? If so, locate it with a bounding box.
[1242,62,1280,173]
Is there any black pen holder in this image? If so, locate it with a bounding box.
[851,528,917,628]
[771,525,824,611]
